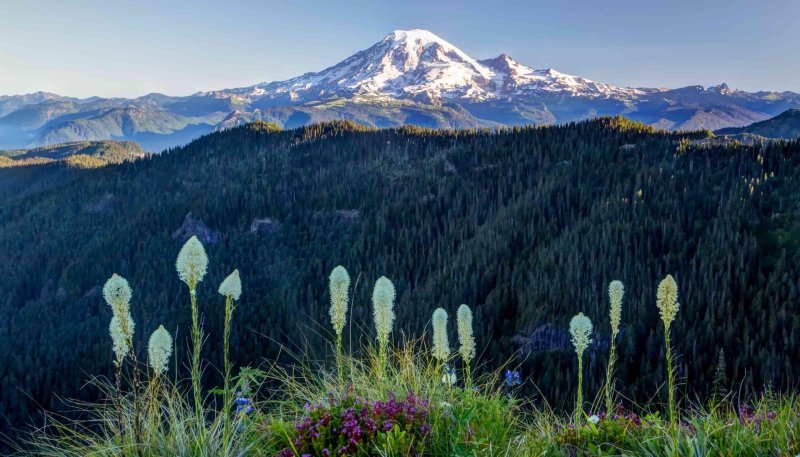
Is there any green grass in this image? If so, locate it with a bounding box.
[13,253,800,456]
[16,339,800,456]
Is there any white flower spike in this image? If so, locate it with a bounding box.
[372,276,396,345]
[657,274,680,326]
[432,308,450,362]
[176,235,208,287]
[608,280,624,334]
[570,312,593,355]
[328,266,350,337]
[457,304,475,362]
[148,325,173,375]
[103,273,132,317]
[218,269,242,301]
[109,313,135,364]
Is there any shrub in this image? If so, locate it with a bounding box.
[274,392,431,456]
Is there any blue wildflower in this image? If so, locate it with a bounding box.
[235,397,254,415]
[504,370,522,387]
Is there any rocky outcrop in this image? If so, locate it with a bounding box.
[250,217,282,235]
[39,278,67,301]
[82,193,115,213]
[512,323,573,354]
[513,323,608,355]
[334,209,360,221]
[172,212,220,244]
[83,285,102,298]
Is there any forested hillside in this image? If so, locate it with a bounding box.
[0,140,146,201]
[1,119,799,443]
[716,109,800,139]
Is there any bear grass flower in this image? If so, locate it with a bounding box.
[109,313,135,365]
[176,235,208,288]
[105,274,135,361]
[103,273,132,317]
[218,268,242,443]
[147,325,172,376]
[328,266,350,337]
[457,304,475,362]
[657,274,681,426]
[372,276,396,376]
[570,313,593,355]
[605,280,624,414]
[176,235,208,420]
[431,308,450,362]
[656,274,679,326]
[372,276,396,348]
[329,265,351,385]
[457,304,476,386]
[218,269,242,301]
[608,280,624,334]
[570,312,593,418]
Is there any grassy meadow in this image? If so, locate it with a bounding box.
[14,236,800,456]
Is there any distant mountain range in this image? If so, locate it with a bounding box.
[715,109,800,138]
[2,29,800,151]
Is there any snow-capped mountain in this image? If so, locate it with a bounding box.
[231,29,648,104]
[2,28,800,151]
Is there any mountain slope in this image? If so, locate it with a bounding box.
[1,139,146,164]
[1,119,799,443]
[715,109,800,138]
[1,29,800,149]
[238,30,646,104]
[0,140,147,201]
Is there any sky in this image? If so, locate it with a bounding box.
[1,0,798,98]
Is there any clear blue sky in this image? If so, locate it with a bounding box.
[1,0,798,98]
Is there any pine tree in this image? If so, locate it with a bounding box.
[711,348,728,403]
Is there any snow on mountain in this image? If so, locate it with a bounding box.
[229,29,645,103]
[4,28,800,150]
[478,54,648,100]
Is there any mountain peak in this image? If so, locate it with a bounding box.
[708,83,733,94]
[378,29,481,73]
[386,29,446,43]
[238,29,649,103]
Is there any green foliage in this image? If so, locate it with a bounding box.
[2,119,800,449]
[0,140,147,201]
[0,140,146,164]
[711,349,728,404]
[13,253,800,456]
[375,425,413,457]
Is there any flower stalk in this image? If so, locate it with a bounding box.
[657,274,680,426]
[218,268,241,447]
[329,266,350,385]
[176,236,208,431]
[457,304,475,388]
[604,280,624,415]
[570,312,593,421]
[431,307,450,380]
[372,276,395,378]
